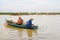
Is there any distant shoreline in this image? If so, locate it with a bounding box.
[0,12,60,15]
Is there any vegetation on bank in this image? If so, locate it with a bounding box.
[0,12,60,15]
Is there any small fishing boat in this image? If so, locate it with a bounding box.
[6,20,38,29]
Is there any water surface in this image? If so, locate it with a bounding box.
[0,15,60,40]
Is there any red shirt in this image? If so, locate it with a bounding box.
[17,18,23,25]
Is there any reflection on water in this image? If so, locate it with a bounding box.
[4,22,37,40]
[0,15,60,40]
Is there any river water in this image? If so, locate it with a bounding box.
[0,15,60,40]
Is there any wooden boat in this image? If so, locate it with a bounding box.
[6,20,38,29]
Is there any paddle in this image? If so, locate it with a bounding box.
[18,12,20,17]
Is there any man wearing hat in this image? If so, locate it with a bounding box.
[26,18,34,28]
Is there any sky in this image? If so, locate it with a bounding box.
[0,0,60,12]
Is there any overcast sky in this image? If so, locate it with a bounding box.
[0,0,60,12]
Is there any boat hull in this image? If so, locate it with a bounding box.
[6,20,38,29]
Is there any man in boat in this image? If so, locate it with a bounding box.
[17,17,23,25]
[26,18,34,28]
